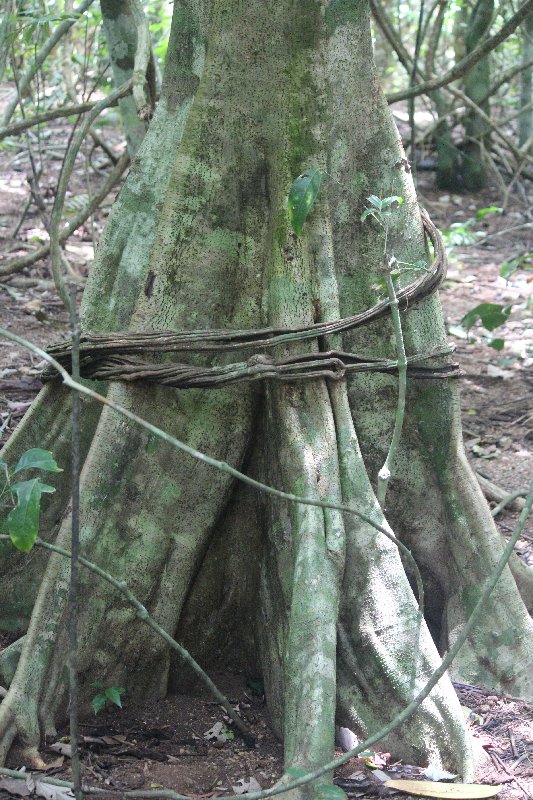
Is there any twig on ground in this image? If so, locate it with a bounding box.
[492,489,530,517]
[477,473,527,512]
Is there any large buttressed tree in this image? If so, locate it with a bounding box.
[1,0,532,792]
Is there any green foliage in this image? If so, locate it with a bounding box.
[288,169,322,236]
[13,448,63,475]
[461,302,512,333]
[475,206,502,219]
[90,682,125,714]
[0,449,61,553]
[453,302,513,351]
[147,1,173,65]
[360,194,404,225]
[442,207,502,251]
[7,479,55,553]
[11,11,79,44]
[500,253,532,282]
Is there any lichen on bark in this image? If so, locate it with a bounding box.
[1,0,532,792]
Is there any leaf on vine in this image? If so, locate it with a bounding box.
[461,303,512,333]
[13,448,62,475]
[105,686,125,708]
[288,168,322,236]
[7,478,55,553]
[91,694,107,715]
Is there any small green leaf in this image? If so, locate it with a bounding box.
[7,478,43,552]
[105,687,125,708]
[380,195,404,208]
[361,208,379,223]
[488,338,505,351]
[91,693,107,715]
[461,303,512,332]
[13,449,62,475]
[367,195,382,209]
[288,168,322,236]
[475,205,502,219]
[500,254,532,282]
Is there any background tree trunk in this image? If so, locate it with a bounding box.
[519,11,533,150]
[462,0,494,190]
[100,0,151,155]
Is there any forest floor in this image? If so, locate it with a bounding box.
[0,91,532,799]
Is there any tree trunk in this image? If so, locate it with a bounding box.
[100,0,151,156]
[1,0,532,790]
[462,0,494,191]
[519,11,533,150]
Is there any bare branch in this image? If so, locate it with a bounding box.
[1,0,96,128]
[386,0,533,104]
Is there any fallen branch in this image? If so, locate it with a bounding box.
[477,473,526,512]
[492,489,530,517]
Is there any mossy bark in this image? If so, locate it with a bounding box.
[1,0,532,789]
[100,0,149,155]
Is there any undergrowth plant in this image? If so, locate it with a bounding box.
[0,448,62,553]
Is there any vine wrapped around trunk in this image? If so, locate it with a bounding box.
[1,1,532,795]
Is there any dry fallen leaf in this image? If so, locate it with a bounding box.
[384,780,502,798]
[232,777,262,794]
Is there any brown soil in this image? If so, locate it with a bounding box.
[0,85,532,798]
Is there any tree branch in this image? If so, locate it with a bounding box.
[49,80,132,307]
[1,0,97,128]
[0,101,100,141]
[386,0,533,103]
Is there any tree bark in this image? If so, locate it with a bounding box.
[100,0,152,155]
[519,12,533,149]
[1,0,532,789]
[463,0,494,190]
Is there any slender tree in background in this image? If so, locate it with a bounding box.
[519,11,533,149]
[462,0,495,190]
[0,1,532,794]
[100,0,154,155]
